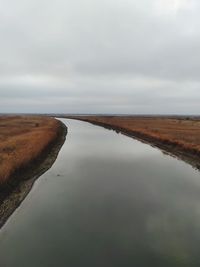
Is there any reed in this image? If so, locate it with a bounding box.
[73,116,200,157]
[0,116,61,185]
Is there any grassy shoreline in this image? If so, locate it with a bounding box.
[0,118,67,228]
[68,116,200,170]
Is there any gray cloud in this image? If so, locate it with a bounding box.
[0,0,199,114]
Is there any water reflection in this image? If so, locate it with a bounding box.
[0,119,200,267]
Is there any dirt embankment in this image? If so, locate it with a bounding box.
[0,116,67,228]
[69,116,200,170]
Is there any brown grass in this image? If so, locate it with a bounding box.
[0,116,61,185]
[72,116,200,158]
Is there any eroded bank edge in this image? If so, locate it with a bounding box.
[0,119,67,229]
[71,118,200,171]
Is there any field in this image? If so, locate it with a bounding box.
[70,116,200,168]
[0,116,61,186]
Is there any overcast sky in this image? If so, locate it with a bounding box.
[0,0,199,114]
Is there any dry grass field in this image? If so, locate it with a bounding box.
[73,116,200,160]
[0,116,61,185]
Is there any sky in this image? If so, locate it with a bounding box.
[0,0,200,114]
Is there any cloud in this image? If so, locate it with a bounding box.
[154,0,194,15]
[0,0,199,114]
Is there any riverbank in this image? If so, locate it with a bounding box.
[0,117,67,228]
[1,118,200,266]
[68,116,200,170]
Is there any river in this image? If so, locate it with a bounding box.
[0,118,200,267]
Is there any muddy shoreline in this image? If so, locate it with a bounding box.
[73,118,200,171]
[0,120,67,229]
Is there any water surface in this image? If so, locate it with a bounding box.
[0,119,200,267]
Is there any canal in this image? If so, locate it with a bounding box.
[0,118,200,266]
